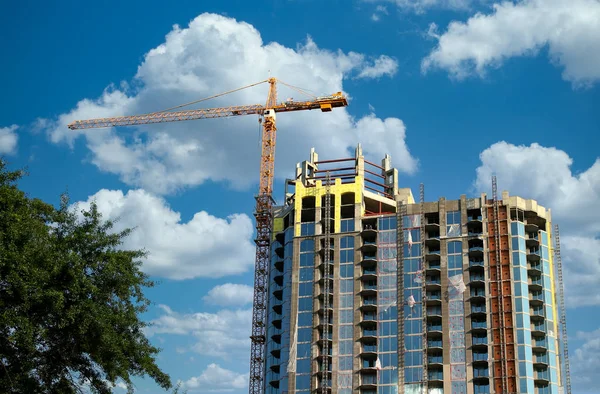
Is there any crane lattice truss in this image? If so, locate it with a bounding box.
[321,172,332,394]
[554,225,572,394]
[67,78,348,394]
[419,183,428,394]
[396,200,406,394]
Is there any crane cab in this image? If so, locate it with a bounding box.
[264,109,276,120]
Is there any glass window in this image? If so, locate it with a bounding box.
[339,310,353,324]
[298,297,312,312]
[300,239,314,252]
[300,253,314,267]
[339,355,353,370]
[296,374,310,390]
[299,283,313,296]
[339,340,353,355]
[339,325,353,339]
[341,219,355,233]
[340,250,353,263]
[340,264,353,278]
[297,342,311,358]
[298,312,312,327]
[448,241,462,254]
[300,222,315,236]
[300,267,313,281]
[447,210,461,225]
[340,279,353,293]
[298,328,312,342]
[340,236,354,249]
[340,294,353,308]
[448,255,462,269]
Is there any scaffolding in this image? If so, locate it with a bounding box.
[554,224,572,394]
[320,171,332,394]
[491,176,509,394]
[420,183,428,394]
[396,200,407,394]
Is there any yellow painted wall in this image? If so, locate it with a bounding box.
[272,217,284,241]
[293,176,365,236]
[545,223,562,386]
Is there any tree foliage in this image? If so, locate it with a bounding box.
[0,159,172,393]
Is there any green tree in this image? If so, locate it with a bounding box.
[0,159,172,393]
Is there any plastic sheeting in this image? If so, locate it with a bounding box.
[287,326,298,373]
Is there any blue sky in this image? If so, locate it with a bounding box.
[1,0,599,392]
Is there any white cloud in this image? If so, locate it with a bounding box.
[0,125,18,155]
[474,141,600,307]
[203,283,254,307]
[183,364,248,392]
[571,327,600,391]
[366,0,478,14]
[356,55,398,79]
[146,304,251,360]
[422,0,600,87]
[71,189,255,280]
[371,5,389,21]
[42,13,414,195]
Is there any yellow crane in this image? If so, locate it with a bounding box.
[68,77,348,394]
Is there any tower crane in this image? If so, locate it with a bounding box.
[68,77,348,394]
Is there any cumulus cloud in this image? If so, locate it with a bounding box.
[42,13,413,195]
[371,5,389,21]
[473,141,600,307]
[71,189,255,280]
[203,283,254,307]
[422,0,600,87]
[571,327,600,391]
[0,125,19,155]
[146,304,251,360]
[182,363,248,392]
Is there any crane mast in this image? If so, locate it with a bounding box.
[249,78,277,394]
[67,77,348,394]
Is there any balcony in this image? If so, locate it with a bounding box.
[526,232,540,247]
[472,335,488,349]
[426,261,442,273]
[469,260,485,269]
[468,215,483,223]
[361,239,378,252]
[534,354,549,367]
[473,367,490,380]
[359,374,377,390]
[425,217,440,231]
[361,344,377,357]
[527,248,541,262]
[533,339,548,352]
[362,223,378,236]
[471,320,487,332]
[426,291,442,304]
[427,324,443,337]
[530,307,545,321]
[468,245,485,256]
[361,253,378,267]
[274,243,284,257]
[360,282,378,296]
[361,359,379,373]
[531,323,546,335]
[534,369,550,384]
[471,304,486,316]
[360,329,377,341]
[426,276,442,290]
[528,276,544,291]
[470,289,486,300]
[428,339,443,349]
[525,222,539,233]
[360,312,377,327]
[425,233,441,247]
[427,306,442,317]
[429,355,443,366]
[361,297,377,312]
[472,351,489,364]
[529,291,544,306]
[527,262,542,274]
[425,248,441,260]
[361,268,377,281]
[428,371,444,382]
[470,273,485,284]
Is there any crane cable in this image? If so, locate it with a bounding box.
[155,79,270,113]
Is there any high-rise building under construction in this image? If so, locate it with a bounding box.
[264,145,567,394]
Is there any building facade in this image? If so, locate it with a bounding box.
[264,146,563,394]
